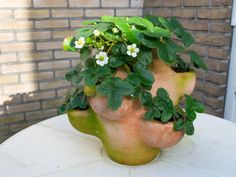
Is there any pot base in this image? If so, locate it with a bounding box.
[101,147,161,167]
[67,108,162,165]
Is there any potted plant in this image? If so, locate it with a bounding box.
[59,15,207,166]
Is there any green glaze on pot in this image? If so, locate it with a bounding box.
[67,108,160,166]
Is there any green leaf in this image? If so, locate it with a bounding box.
[127,17,154,30]
[142,36,160,48]
[84,74,98,86]
[144,15,161,26]
[75,64,83,72]
[144,107,161,120]
[101,16,116,23]
[108,93,122,110]
[158,39,177,64]
[174,119,185,131]
[126,29,142,44]
[94,23,111,32]
[125,73,141,86]
[96,78,134,110]
[80,47,91,60]
[161,110,172,122]
[140,91,152,106]
[188,51,207,70]
[97,66,112,78]
[158,17,172,30]
[185,95,205,113]
[137,49,152,66]
[186,109,197,121]
[109,55,124,68]
[135,65,154,86]
[70,92,88,110]
[81,69,98,86]
[65,70,82,85]
[179,29,195,47]
[114,18,130,33]
[143,27,171,38]
[58,103,67,114]
[185,121,195,135]
[169,17,183,30]
[153,88,175,113]
[76,28,93,38]
[111,44,120,55]
[82,19,100,25]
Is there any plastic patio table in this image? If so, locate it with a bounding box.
[0,113,236,177]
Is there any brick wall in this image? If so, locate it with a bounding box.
[0,0,233,143]
[0,0,143,143]
[144,0,233,117]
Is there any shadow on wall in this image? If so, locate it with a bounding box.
[0,4,79,143]
[0,93,61,143]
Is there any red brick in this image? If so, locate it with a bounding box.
[0,21,33,30]
[0,54,17,63]
[16,31,51,41]
[25,109,58,121]
[102,0,129,7]
[1,63,36,74]
[3,83,38,95]
[150,8,172,17]
[197,8,231,20]
[36,41,62,50]
[52,10,83,18]
[116,9,143,16]
[0,42,34,53]
[212,0,232,6]
[205,58,228,72]
[0,0,32,7]
[85,9,114,17]
[162,0,182,7]
[206,71,227,84]
[131,0,144,7]
[208,47,229,60]
[184,0,208,6]
[19,52,53,61]
[0,33,14,42]
[69,0,100,7]
[210,23,232,33]
[194,33,231,46]
[33,0,67,7]
[14,10,49,19]
[181,20,208,31]
[23,91,56,101]
[36,20,69,29]
[196,80,226,97]
[38,60,70,70]
[172,8,195,18]
[0,10,13,19]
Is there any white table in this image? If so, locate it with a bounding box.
[0,114,236,177]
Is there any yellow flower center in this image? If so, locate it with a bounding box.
[99,56,105,61]
[78,40,83,45]
[130,48,135,53]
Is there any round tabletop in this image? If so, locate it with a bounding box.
[0,113,236,177]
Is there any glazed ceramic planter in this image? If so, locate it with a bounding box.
[67,59,196,166]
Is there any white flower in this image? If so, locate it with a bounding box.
[112,27,119,33]
[95,51,109,66]
[74,37,85,49]
[127,44,139,58]
[99,46,104,51]
[93,29,100,36]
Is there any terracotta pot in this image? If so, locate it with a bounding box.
[67,59,196,165]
